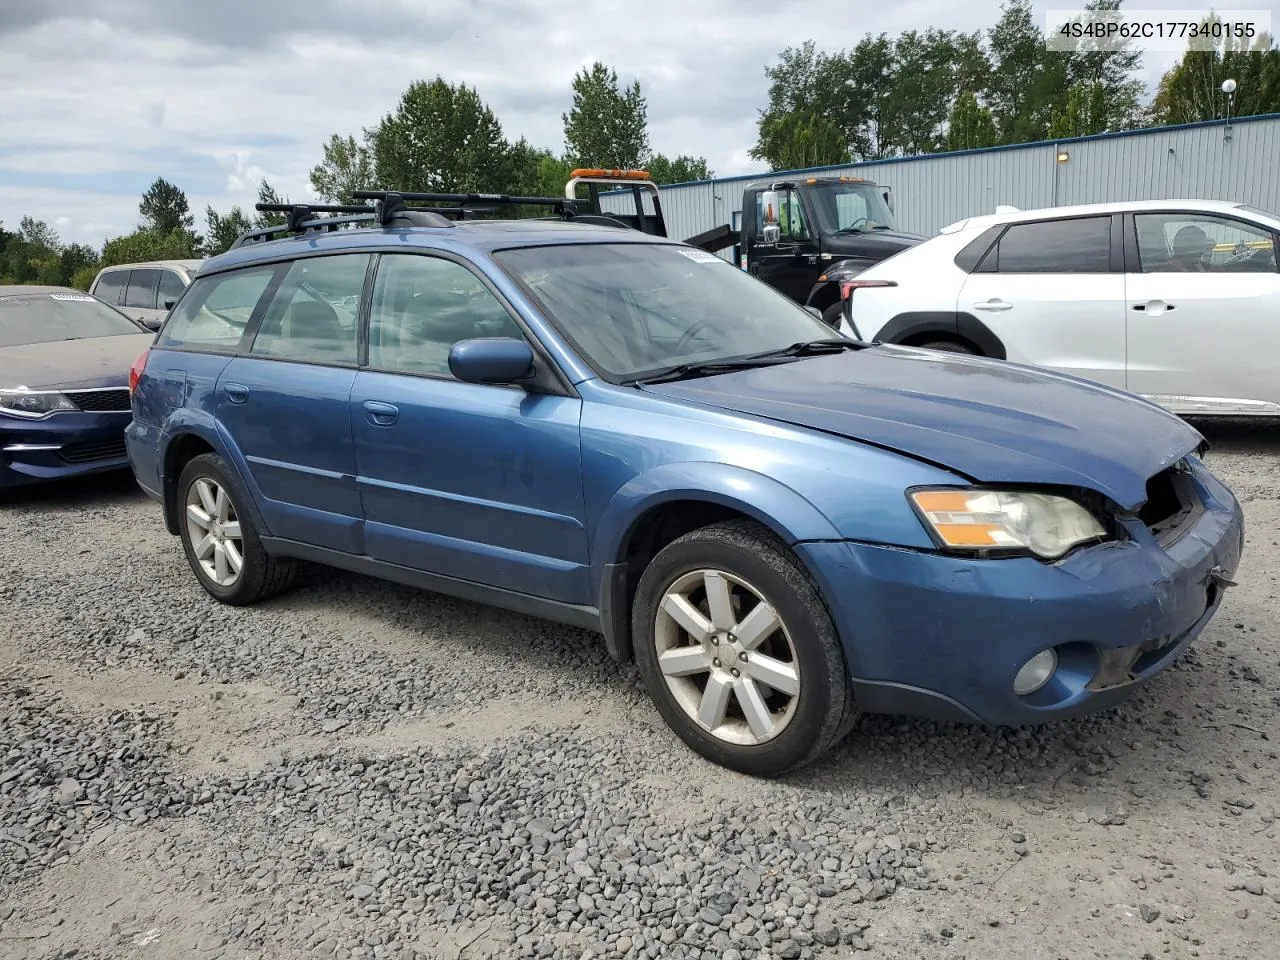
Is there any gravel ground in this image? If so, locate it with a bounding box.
[2,419,1278,960]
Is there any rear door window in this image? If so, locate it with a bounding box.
[123,269,161,309]
[988,216,1112,273]
[249,254,370,365]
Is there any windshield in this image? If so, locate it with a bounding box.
[493,243,838,381]
[0,292,143,348]
[807,182,899,235]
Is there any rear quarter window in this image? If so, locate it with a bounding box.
[156,265,279,352]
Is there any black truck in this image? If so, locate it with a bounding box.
[731,177,925,325]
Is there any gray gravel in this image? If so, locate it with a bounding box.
[2,419,1279,959]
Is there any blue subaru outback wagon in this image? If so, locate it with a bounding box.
[125,175,1244,777]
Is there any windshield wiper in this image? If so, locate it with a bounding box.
[745,338,870,360]
[631,356,797,385]
[632,340,867,385]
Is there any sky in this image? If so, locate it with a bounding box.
[0,0,1273,248]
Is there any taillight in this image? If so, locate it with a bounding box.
[840,279,898,299]
[128,349,150,395]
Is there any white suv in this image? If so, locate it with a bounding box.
[837,199,1280,417]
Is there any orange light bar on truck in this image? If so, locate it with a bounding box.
[569,168,652,180]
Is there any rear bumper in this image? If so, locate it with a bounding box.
[0,411,133,488]
[799,458,1244,726]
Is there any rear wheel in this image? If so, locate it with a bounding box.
[916,339,976,354]
[177,453,296,605]
[632,520,858,777]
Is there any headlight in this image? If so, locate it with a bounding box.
[0,388,77,418]
[910,488,1106,560]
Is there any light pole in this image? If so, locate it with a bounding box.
[1222,78,1237,142]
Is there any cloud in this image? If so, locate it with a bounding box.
[0,0,1259,246]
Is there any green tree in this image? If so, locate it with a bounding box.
[371,77,512,193]
[987,0,1068,143]
[1059,0,1146,130]
[947,91,999,150]
[562,62,650,169]
[19,216,60,249]
[205,205,255,256]
[139,176,194,234]
[751,41,857,166]
[58,243,99,288]
[1152,16,1280,123]
[100,228,200,268]
[309,132,376,203]
[1048,80,1111,138]
[253,179,291,228]
[646,154,713,185]
[880,29,991,156]
[754,109,851,170]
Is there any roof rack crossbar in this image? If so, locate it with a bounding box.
[353,189,584,218]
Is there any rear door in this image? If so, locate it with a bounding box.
[955,213,1127,388]
[213,252,372,554]
[1124,209,1280,415]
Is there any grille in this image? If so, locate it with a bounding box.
[68,389,131,412]
[60,439,127,464]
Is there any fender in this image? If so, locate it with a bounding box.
[875,311,1007,360]
[158,408,273,539]
[593,461,842,662]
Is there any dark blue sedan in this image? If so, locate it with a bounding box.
[124,196,1244,778]
[0,285,154,490]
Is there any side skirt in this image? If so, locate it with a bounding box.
[260,537,603,634]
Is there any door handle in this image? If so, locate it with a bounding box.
[974,299,1012,311]
[223,382,248,404]
[363,400,399,426]
[1132,301,1175,312]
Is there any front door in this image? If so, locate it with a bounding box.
[1124,210,1280,415]
[121,268,167,330]
[955,213,1127,388]
[213,252,372,553]
[748,187,818,303]
[351,252,589,604]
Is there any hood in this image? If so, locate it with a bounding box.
[640,346,1204,512]
[821,230,926,261]
[0,333,155,391]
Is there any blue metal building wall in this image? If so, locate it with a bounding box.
[600,114,1280,258]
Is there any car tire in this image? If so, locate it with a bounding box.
[632,519,858,777]
[917,339,976,354]
[176,452,296,606]
[820,302,844,328]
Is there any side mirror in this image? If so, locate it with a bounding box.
[163,299,177,310]
[141,317,163,331]
[448,337,535,386]
[882,188,893,212]
[761,224,781,245]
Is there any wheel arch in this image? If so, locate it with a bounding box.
[875,311,1007,360]
[158,412,270,538]
[594,463,841,665]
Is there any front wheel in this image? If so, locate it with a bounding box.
[177,453,296,605]
[632,520,858,777]
[916,339,976,354]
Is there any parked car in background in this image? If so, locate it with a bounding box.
[0,285,155,490]
[126,183,1243,777]
[837,199,1280,417]
[90,259,202,331]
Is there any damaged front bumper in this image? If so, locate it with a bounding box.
[798,456,1245,726]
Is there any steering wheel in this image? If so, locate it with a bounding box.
[844,216,869,231]
[674,318,717,354]
[1221,241,1255,267]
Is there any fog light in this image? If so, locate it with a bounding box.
[1013,649,1057,696]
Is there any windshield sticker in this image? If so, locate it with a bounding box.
[49,293,96,302]
[676,248,724,264]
